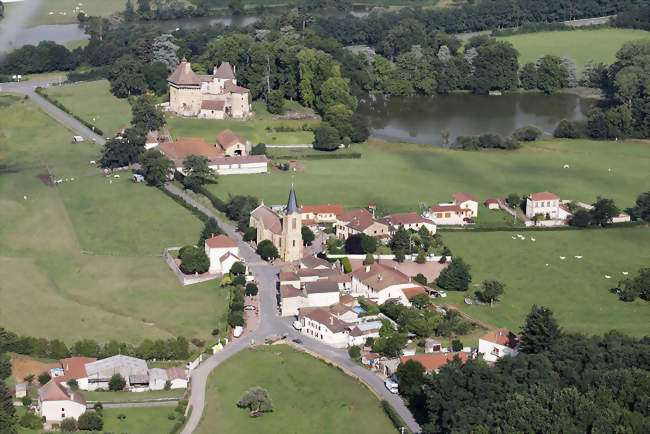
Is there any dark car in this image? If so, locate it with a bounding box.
[292,338,303,345]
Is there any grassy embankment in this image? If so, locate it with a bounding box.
[196,345,395,434]
[0,94,228,344]
[496,28,650,71]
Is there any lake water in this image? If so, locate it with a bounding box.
[357,93,597,146]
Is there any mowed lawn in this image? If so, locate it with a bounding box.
[4,0,128,26]
[442,227,650,337]
[196,345,395,434]
[0,95,228,344]
[43,80,132,136]
[166,116,317,145]
[497,28,650,70]
[207,138,650,214]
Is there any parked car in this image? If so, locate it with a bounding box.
[384,378,399,394]
[233,326,244,338]
[292,320,302,330]
[437,290,447,298]
[292,338,303,344]
[244,305,256,311]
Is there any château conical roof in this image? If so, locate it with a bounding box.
[286,184,299,215]
[167,58,201,86]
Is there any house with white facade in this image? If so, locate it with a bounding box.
[304,280,340,307]
[478,328,520,362]
[280,284,308,317]
[526,192,560,219]
[55,357,97,390]
[378,212,437,234]
[300,255,335,270]
[166,367,188,389]
[348,321,382,346]
[301,204,344,225]
[148,368,168,391]
[299,307,350,348]
[208,155,268,175]
[424,192,478,225]
[351,263,427,306]
[38,380,86,422]
[204,234,241,275]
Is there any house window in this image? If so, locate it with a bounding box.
[292,240,295,247]
[445,213,450,218]
[436,213,442,218]
[62,413,65,418]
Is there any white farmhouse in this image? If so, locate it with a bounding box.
[525,192,560,219]
[478,328,520,362]
[351,263,427,306]
[304,280,340,307]
[425,192,478,225]
[378,212,437,234]
[166,367,188,389]
[204,234,241,274]
[38,380,86,422]
[299,307,350,348]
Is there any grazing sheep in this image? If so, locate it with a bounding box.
[563,164,569,169]
[90,160,96,165]
[114,174,120,178]
[605,275,611,279]
[560,256,566,260]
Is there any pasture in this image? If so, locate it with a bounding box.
[442,227,650,337]
[166,116,317,146]
[42,80,132,137]
[0,95,228,344]
[4,0,128,26]
[196,345,395,434]
[497,28,650,70]
[206,138,650,215]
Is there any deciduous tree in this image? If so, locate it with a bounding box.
[139,150,173,186]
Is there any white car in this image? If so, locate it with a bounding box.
[292,320,302,330]
[437,290,447,298]
[233,326,244,338]
[384,379,399,394]
[244,305,256,311]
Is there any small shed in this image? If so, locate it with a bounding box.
[425,338,442,353]
[15,383,27,398]
[485,199,499,210]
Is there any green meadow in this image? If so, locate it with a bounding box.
[0,94,227,344]
[497,28,650,70]
[196,345,395,434]
[442,227,650,337]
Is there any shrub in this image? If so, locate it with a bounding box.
[413,273,427,286]
[503,136,520,149]
[19,410,43,429]
[67,379,79,390]
[455,135,479,150]
[363,253,375,265]
[243,227,257,242]
[21,395,31,406]
[512,125,542,141]
[38,372,51,385]
[165,380,172,391]
[348,345,361,360]
[312,122,340,151]
[257,240,279,260]
[571,209,591,227]
[230,261,246,275]
[478,132,504,148]
[179,246,210,274]
[108,373,126,391]
[77,412,103,431]
[60,417,77,432]
[232,275,246,286]
[553,119,585,138]
[267,90,285,114]
[451,339,463,352]
[245,283,259,296]
[117,413,126,420]
[340,257,352,273]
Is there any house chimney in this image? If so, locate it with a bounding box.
[330,316,333,325]
[213,65,217,75]
[378,274,382,281]
[185,62,191,73]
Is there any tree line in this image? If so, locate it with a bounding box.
[0,328,190,361]
[398,305,650,433]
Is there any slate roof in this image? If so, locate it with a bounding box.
[286,184,300,215]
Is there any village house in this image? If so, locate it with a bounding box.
[424,192,478,225]
[38,380,86,422]
[249,185,303,262]
[330,303,359,323]
[484,198,500,210]
[351,262,427,306]
[348,321,382,347]
[279,271,301,288]
[54,357,97,390]
[280,284,308,317]
[478,328,520,362]
[300,204,344,226]
[299,307,350,348]
[378,212,437,234]
[526,192,561,219]
[204,234,241,275]
[166,58,251,119]
[300,254,335,270]
[400,352,469,374]
[336,208,390,240]
[166,367,189,389]
[305,280,340,307]
[215,129,249,156]
[280,275,343,317]
[83,355,148,391]
[148,368,168,391]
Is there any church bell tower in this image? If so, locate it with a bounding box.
[281,184,303,262]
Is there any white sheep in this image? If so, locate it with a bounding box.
[90,160,96,165]
[575,255,582,259]
[560,256,566,260]
[605,275,611,279]
[622,271,628,275]
[563,164,569,169]
[114,174,120,178]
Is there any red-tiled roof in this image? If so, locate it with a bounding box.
[305,280,339,294]
[300,204,344,217]
[351,263,410,291]
[205,234,237,249]
[167,59,201,86]
[209,155,268,166]
[452,192,477,203]
[280,284,305,298]
[56,357,96,383]
[216,129,245,150]
[401,286,427,300]
[201,100,225,111]
[528,192,559,200]
[429,205,462,212]
[340,209,385,232]
[279,271,300,281]
[39,380,86,406]
[300,307,349,333]
[400,352,468,371]
[379,212,434,226]
[166,367,187,381]
[224,81,250,94]
[250,205,282,235]
[157,137,223,167]
[484,198,499,205]
[214,62,236,79]
[480,328,520,349]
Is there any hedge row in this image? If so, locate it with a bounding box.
[66,68,109,83]
[35,87,104,136]
[196,185,227,213]
[273,152,361,160]
[437,220,643,233]
[380,400,413,434]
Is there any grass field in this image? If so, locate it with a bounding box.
[196,345,395,434]
[0,94,229,344]
[497,28,650,70]
[166,116,317,145]
[4,0,128,26]
[43,80,132,137]
[82,389,182,403]
[441,227,650,337]
[206,138,650,215]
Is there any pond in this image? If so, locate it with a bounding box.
[357,93,597,146]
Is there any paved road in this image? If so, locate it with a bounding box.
[0,79,106,145]
[165,185,420,434]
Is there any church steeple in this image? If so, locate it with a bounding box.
[286,184,299,215]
